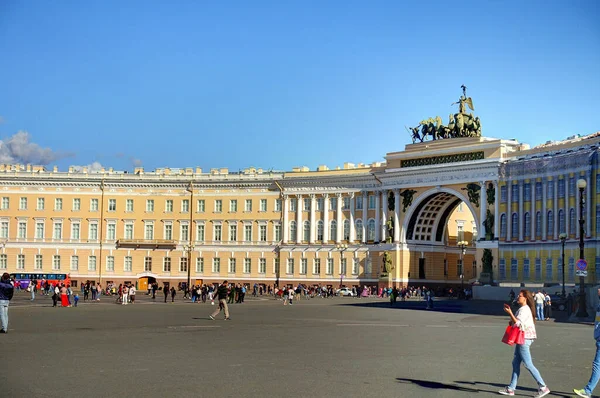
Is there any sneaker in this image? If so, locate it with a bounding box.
[225,317,231,320]
[209,315,215,320]
[498,387,514,396]
[573,389,591,398]
[0,329,6,334]
[533,386,550,398]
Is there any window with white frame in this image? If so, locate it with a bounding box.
[1,197,9,210]
[197,199,205,212]
[259,225,267,242]
[179,257,188,272]
[0,221,8,239]
[89,198,98,211]
[510,258,518,280]
[511,184,519,202]
[164,224,172,240]
[214,200,222,212]
[71,222,81,240]
[536,212,542,238]
[330,220,337,241]
[273,258,280,275]
[326,258,334,275]
[316,198,324,211]
[289,221,297,241]
[16,254,25,269]
[356,196,363,210]
[213,224,222,241]
[229,223,237,241]
[163,257,171,272]
[500,186,507,202]
[259,258,266,273]
[303,198,310,211]
[145,223,154,240]
[523,258,530,279]
[313,258,321,274]
[569,177,575,196]
[343,220,350,240]
[559,209,565,234]
[353,258,360,275]
[165,200,173,213]
[196,257,204,273]
[126,199,134,212]
[329,197,337,209]
[367,220,375,241]
[106,223,115,240]
[35,221,44,239]
[35,254,43,270]
[355,219,363,241]
[340,258,347,275]
[275,199,282,212]
[547,211,553,237]
[244,199,252,212]
[124,223,133,239]
[182,199,189,213]
[290,198,297,212]
[300,258,307,274]
[524,213,531,238]
[144,257,152,272]
[180,224,189,241]
[569,208,576,235]
[500,214,507,238]
[559,178,565,198]
[524,183,531,201]
[365,255,372,274]
[88,255,97,271]
[342,197,350,210]
[535,182,542,198]
[303,221,310,241]
[260,199,267,212]
[54,255,63,270]
[546,258,553,280]
[37,198,45,210]
[547,180,554,199]
[19,197,28,210]
[89,223,98,240]
[499,258,506,280]
[457,221,465,241]
[230,199,237,212]
[317,220,324,241]
[244,258,251,273]
[274,224,281,241]
[18,221,27,239]
[511,213,518,238]
[108,199,116,212]
[146,199,154,212]
[70,255,79,271]
[0,254,6,269]
[106,256,114,271]
[124,256,132,272]
[287,258,294,274]
[197,224,205,241]
[72,198,80,211]
[228,258,236,273]
[535,258,541,280]
[244,224,252,241]
[212,257,221,273]
[53,222,62,239]
[368,195,376,209]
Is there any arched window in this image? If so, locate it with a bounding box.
[558,209,565,234]
[303,220,310,242]
[317,220,324,241]
[367,219,376,241]
[500,214,507,238]
[569,208,576,235]
[289,221,297,242]
[343,219,350,240]
[355,219,363,241]
[524,212,531,239]
[547,210,553,236]
[330,220,337,242]
[511,213,518,239]
[536,211,542,239]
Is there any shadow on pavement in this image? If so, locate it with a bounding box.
[453,380,572,397]
[396,378,481,393]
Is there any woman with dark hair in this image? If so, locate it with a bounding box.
[499,290,550,397]
[0,272,14,333]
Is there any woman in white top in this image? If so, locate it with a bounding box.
[499,290,550,397]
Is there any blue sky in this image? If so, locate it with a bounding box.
[0,0,598,172]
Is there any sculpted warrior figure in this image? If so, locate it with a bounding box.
[400,189,417,212]
[382,251,392,274]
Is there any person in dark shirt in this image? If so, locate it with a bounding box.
[209,281,230,320]
[0,272,15,333]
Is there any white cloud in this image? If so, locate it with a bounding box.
[72,161,104,173]
[0,131,74,165]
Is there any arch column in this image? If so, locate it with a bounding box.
[374,191,381,242]
[361,192,367,243]
[479,181,487,240]
[283,195,289,243]
[296,194,302,244]
[494,182,499,239]
[336,193,342,243]
[309,194,316,244]
[394,189,400,243]
[323,194,329,243]
[380,190,387,242]
[349,193,355,242]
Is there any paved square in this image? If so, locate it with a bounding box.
[0,292,594,397]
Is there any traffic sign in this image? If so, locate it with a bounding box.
[576,259,588,271]
[576,270,588,277]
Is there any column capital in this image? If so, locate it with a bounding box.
[335,192,343,198]
[309,194,316,199]
[322,193,329,198]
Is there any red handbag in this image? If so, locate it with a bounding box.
[502,325,525,345]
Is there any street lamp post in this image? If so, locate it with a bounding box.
[457,241,468,299]
[559,232,567,298]
[336,244,348,288]
[576,179,588,317]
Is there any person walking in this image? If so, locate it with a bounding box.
[543,292,552,321]
[129,284,136,304]
[170,286,176,302]
[209,281,230,320]
[28,279,35,301]
[122,283,129,305]
[573,288,600,397]
[533,290,545,322]
[163,285,169,303]
[498,289,550,397]
[0,273,14,333]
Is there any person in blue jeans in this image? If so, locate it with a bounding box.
[573,288,600,398]
[533,290,545,321]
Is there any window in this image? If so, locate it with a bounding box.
[303,221,310,241]
[0,221,7,239]
[37,198,45,210]
[558,179,565,198]
[259,225,267,242]
[274,225,281,241]
[108,199,116,211]
[287,258,294,274]
[90,198,98,211]
[499,258,505,280]
[326,258,334,275]
[343,220,350,240]
[275,199,282,212]
[229,224,237,241]
[259,258,266,274]
[70,255,78,271]
[330,197,337,209]
[569,208,576,235]
[18,221,27,239]
[457,224,464,242]
[569,177,575,196]
[356,196,363,210]
[15,254,25,269]
[317,220,324,241]
[524,213,531,238]
[303,198,311,211]
[260,199,267,212]
[197,224,205,241]
[546,258,553,280]
[164,224,172,240]
[313,258,321,274]
[510,259,518,280]
[366,256,372,274]
[125,224,133,239]
[214,200,222,212]
[214,224,222,241]
[212,257,221,273]
[35,221,45,239]
[144,257,152,272]
[146,199,154,212]
[53,222,62,239]
[245,199,252,212]
[511,184,518,202]
[511,213,518,238]
[88,255,97,271]
[355,219,363,241]
[547,210,553,236]
[568,257,575,282]
[126,199,134,212]
[523,183,531,201]
[342,197,350,210]
[353,258,360,275]
[500,186,507,203]
[330,220,337,241]
[523,258,530,279]
[500,214,507,238]
[228,258,236,273]
[89,223,98,240]
[535,258,541,280]
[179,258,188,272]
[163,257,171,272]
[535,182,542,198]
[145,223,154,240]
[182,199,189,213]
[180,224,188,241]
[316,198,324,211]
[340,258,347,275]
[1,197,8,210]
[290,198,297,212]
[367,219,375,241]
[124,256,132,272]
[71,223,80,240]
[0,254,6,270]
[197,199,205,212]
[244,258,251,273]
[35,254,43,270]
[536,212,542,238]
[72,198,80,211]
[244,224,252,242]
[106,256,114,271]
[196,258,204,273]
[274,258,280,275]
[300,258,307,274]
[559,209,566,234]
[230,200,238,212]
[20,197,28,210]
[290,221,297,241]
[165,200,173,212]
[547,181,554,198]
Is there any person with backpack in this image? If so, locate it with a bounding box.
[0,272,15,333]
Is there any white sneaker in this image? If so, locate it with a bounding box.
[533,386,550,398]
